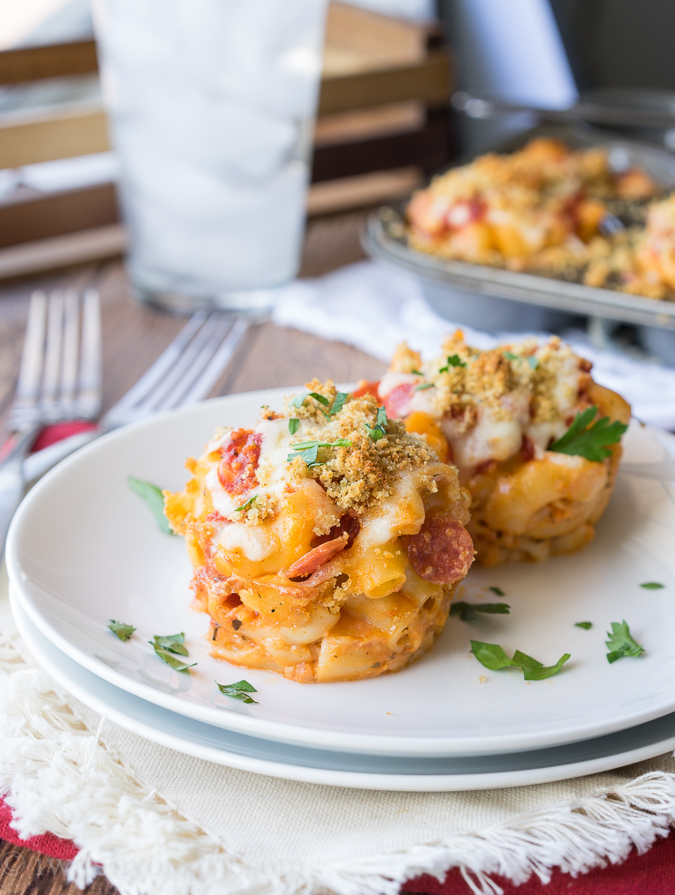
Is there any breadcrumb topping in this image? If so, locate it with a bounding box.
[287,386,436,513]
[399,333,586,427]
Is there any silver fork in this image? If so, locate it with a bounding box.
[0,288,102,558]
[22,310,250,482]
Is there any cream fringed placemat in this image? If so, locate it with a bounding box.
[1,564,675,895]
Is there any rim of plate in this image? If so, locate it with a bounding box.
[12,591,675,792]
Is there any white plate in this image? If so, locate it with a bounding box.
[6,390,675,757]
[12,591,675,791]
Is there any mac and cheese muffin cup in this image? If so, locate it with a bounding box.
[360,335,631,567]
[165,384,474,683]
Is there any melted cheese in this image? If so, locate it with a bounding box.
[443,406,523,468]
[215,521,278,562]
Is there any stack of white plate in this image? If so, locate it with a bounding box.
[7,390,675,792]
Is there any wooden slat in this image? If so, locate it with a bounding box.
[0,183,118,248]
[0,224,126,281]
[307,166,422,216]
[312,107,451,182]
[0,107,109,168]
[0,51,450,169]
[318,51,451,115]
[0,168,421,282]
[0,39,98,85]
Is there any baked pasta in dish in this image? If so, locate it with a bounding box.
[357,334,630,567]
[407,137,656,273]
[164,383,474,682]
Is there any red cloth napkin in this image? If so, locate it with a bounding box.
[31,421,98,453]
[1,793,673,892]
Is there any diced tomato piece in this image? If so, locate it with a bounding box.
[217,428,262,495]
[352,380,381,399]
[383,382,415,419]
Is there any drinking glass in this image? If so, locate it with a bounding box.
[93,0,329,312]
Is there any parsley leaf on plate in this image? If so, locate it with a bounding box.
[108,619,136,641]
[414,382,433,391]
[150,643,196,672]
[152,632,188,655]
[640,582,664,590]
[128,476,174,535]
[150,632,195,671]
[489,586,506,596]
[470,640,571,681]
[605,620,645,664]
[575,621,593,630]
[216,679,258,704]
[288,418,300,435]
[549,406,628,462]
[450,602,510,622]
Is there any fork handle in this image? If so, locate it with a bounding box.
[0,423,42,564]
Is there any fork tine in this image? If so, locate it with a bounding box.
[11,291,47,425]
[41,291,65,421]
[76,289,102,419]
[144,314,234,413]
[176,316,249,409]
[60,289,80,414]
[104,311,208,422]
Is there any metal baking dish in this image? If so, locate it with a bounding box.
[362,124,675,340]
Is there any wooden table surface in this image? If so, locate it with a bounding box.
[0,208,393,895]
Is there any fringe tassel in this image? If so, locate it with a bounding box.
[1,625,674,895]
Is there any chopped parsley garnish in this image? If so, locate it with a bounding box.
[439,354,467,372]
[290,390,330,409]
[411,369,423,376]
[489,586,506,596]
[216,679,258,704]
[234,495,256,513]
[575,621,593,630]
[414,382,433,391]
[503,351,538,369]
[365,405,388,441]
[328,392,350,416]
[128,476,174,536]
[605,620,645,664]
[288,418,300,435]
[152,632,188,655]
[108,620,136,642]
[149,632,195,672]
[640,582,664,590]
[450,602,510,622]
[287,439,351,468]
[549,405,628,462]
[470,641,570,681]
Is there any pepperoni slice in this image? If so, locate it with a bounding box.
[403,516,474,584]
[383,381,415,419]
[313,513,360,550]
[286,536,348,578]
[218,428,262,495]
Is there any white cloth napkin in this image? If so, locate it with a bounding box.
[272,260,675,430]
[2,562,675,895]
